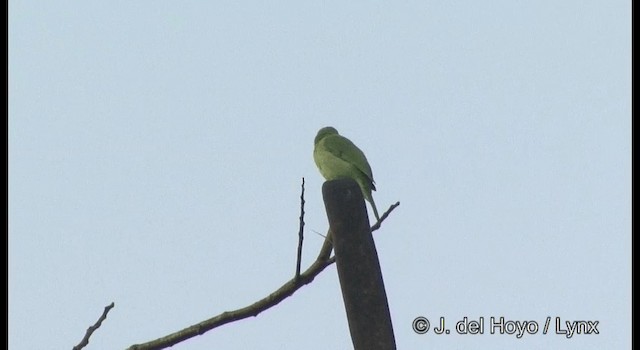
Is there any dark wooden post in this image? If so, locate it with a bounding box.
[322,179,396,350]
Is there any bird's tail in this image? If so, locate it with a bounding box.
[369,197,380,222]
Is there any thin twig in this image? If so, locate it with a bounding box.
[371,201,401,232]
[73,302,115,350]
[295,178,305,279]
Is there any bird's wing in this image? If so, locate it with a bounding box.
[322,134,376,187]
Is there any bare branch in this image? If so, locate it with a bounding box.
[295,177,305,279]
[127,257,333,350]
[127,201,400,350]
[371,201,401,232]
[73,302,115,350]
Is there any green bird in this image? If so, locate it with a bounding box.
[313,126,380,221]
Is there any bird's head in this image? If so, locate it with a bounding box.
[314,126,339,145]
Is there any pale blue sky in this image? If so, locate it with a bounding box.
[9,1,631,349]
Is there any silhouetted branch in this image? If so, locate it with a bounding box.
[371,201,401,232]
[126,191,400,350]
[295,177,306,279]
[73,302,115,350]
[127,248,334,350]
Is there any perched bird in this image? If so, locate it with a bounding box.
[313,126,380,221]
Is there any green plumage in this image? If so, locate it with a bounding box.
[313,126,380,221]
